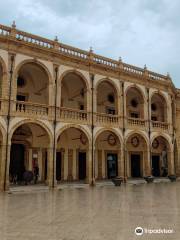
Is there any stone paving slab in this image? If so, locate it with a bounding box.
[0,181,179,240]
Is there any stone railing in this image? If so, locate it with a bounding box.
[59,43,88,60]
[151,120,169,130]
[59,107,89,123]
[15,101,49,116]
[0,23,169,82]
[127,117,146,127]
[16,30,54,49]
[95,112,120,127]
[0,24,11,36]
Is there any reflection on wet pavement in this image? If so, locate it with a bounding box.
[0,182,180,240]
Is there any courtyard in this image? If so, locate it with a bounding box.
[0,181,179,240]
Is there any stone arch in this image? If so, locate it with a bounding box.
[0,55,8,97]
[150,91,168,122]
[95,78,119,115]
[125,85,146,119]
[13,59,53,105]
[150,90,168,105]
[59,69,90,91]
[95,78,119,95]
[9,119,53,144]
[56,124,91,144]
[94,127,123,147]
[14,59,53,84]
[0,122,6,145]
[151,133,172,151]
[125,130,149,147]
[60,70,90,111]
[125,84,146,103]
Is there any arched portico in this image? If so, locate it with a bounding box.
[7,120,53,188]
[56,126,90,183]
[151,135,174,176]
[14,60,52,105]
[151,92,167,122]
[96,79,119,115]
[94,129,122,179]
[126,86,145,119]
[125,132,150,178]
[60,71,89,111]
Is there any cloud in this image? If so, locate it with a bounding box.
[0,0,179,87]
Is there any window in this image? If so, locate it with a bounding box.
[16,95,26,101]
[106,107,115,115]
[151,116,157,121]
[130,112,139,118]
[80,104,84,110]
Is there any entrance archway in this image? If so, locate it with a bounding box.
[126,133,148,178]
[151,136,171,177]
[95,130,121,179]
[9,122,51,185]
[56,127,89,182]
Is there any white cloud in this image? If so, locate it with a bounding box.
[0,0,180,87]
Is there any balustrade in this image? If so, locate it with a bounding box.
[95,112,120,126]
[127,117,146,127]
[16,101,49,116]
[151,120,169,130]
[0,23,168,82]
[59,107,89,123]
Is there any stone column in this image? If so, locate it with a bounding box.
[97,150,102,179]
[67,149,73,181]
[38,149,43,181]
[86,148,92,184]
[144,150,151,176]
[64,148,68,180]
[95,149,98,179]
[0,144,7,191]
[102,150,106,179]
[118,149,124,177]
[28,148,33,171]
[47,147,56,188]
[72,149,77,180]
[168,151,175,175]
[61,149,65,181]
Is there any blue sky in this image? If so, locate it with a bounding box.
[1,0,180,88]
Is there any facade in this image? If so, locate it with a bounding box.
[0,22,180,191]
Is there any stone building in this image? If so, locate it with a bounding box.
[0,22,179,190]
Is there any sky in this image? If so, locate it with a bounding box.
[0,0,180,88]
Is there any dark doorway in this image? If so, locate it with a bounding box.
[152,155,160,177]
[78,152,86,180]
[131,154,141,177]
[56,152,62,181]
[9,144,25,182]
[107,153,118,179]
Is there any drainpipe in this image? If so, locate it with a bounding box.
[4,55,14,191]
[52,66,58,188]
[122,82,126,183]
[90,73,95,186]
[147,88,152,176]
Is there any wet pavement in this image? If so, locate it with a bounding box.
[0,181,180,240]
